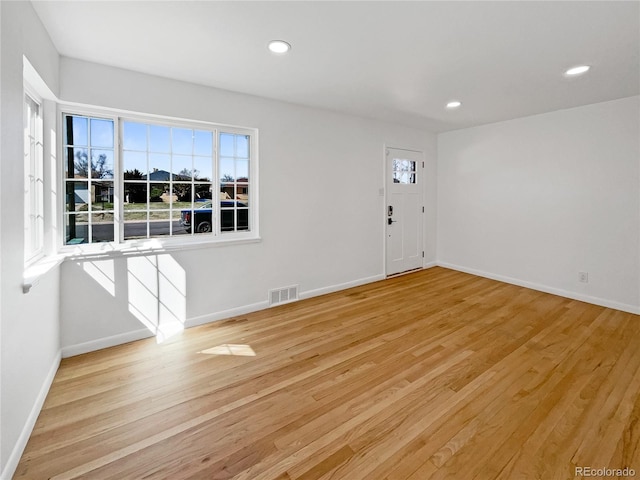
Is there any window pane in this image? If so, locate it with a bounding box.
[220,133,234,157]
[150,183,170,203]
[92,212,114,243]
[149,125,170,153]
[123,151,147,178]
[220,183,233,200]
[149,154,170,178]
[66,181,89,212]
[236,135,249,158]
[124,211,148,240]
[191,203,213,234]
[172,155,193,180]
[69,148,89,179]
[92,181,114,209]
[193,157,212,181]
[236,160,249,181]
[172,209,191,235]
[123,121,147,150]
[220,158,234,182]
[90,118,114,148]
[65,214,89,244]
[236,184,249,204]
[173,183,192,203]
[236,208,249,231]
[67,116,88,146]
[124,182,147,207]
[194,130,213,156]
[149,210,171,237]
[194,183,213,202]
[90,149,114,179]
[172,128,193,155]
[220,205,236,232]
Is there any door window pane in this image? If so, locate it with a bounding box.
[392,158,416,184]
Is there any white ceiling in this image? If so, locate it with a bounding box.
[32,1,639,132]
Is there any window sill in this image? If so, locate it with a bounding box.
[23,254,66,293]
[60,235,262,261]
[23,236,260,292]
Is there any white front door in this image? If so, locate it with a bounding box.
[385,148,423,276]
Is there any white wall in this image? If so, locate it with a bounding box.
[0,2,61,478]
[437,96,640,313]
[58,58,438,353]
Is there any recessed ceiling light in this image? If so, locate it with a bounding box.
[268,40,291,54]
[564,65,590,77]
[446,101,462,109]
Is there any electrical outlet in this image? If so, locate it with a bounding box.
[578,272,589,283]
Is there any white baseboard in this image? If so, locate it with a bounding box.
[61,328,154,358]
[185,300,270,328]
[437,261,640,315]
[187,274,386,327]
[63,274,389,357]
[299,274,385,300]
[1,350,61,480]
[423,261,437,269]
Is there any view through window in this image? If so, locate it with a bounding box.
[63,113,253,245]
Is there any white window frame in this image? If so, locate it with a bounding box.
[58,105,259,254]
[24,86,45,264]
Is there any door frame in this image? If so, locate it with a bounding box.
[383,144,425,277]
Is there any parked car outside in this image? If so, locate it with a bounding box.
[180,200,248,233]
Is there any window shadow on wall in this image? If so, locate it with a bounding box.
[127,254,186,342]
[77,253,186,343]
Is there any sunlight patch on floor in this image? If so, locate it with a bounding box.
[199,344,256,356]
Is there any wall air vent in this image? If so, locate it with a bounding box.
[269,285,299,306]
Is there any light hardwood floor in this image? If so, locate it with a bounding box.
[15,267,640,479]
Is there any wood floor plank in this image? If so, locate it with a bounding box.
[14,267,640,479]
